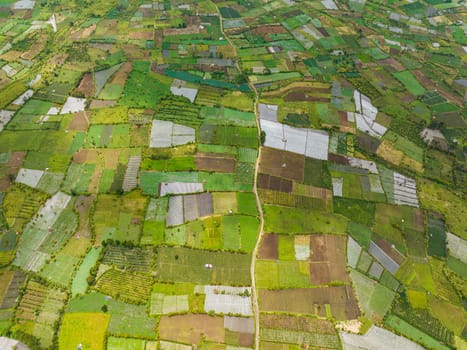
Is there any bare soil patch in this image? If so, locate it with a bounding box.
[259,147,305,182]
[258,234,279,259]
[239,332,254,347]
[69,111,90,131]
[111,62,132,85]
[309,234,348,285]
[259,286,360,320]
[158,314,225,344]
[195,152,236,173]
[258,173,293,192]
[90,100,117,109]
[260,314,336,333]
[75,73,95,98]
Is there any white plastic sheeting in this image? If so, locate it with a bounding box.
[203,286,253,316]
[16,168,44,188]
[258,104,278,122]
[347,157,378,174]
[224,316,255,334]
[393,172,419,207]
[150,120,195,148]
[12,89,33,106]
[321,0,338,9]
[260,119,329,160]
[61,97,86,114]
[170,86,198,103]
[340,326,424,350]
[160,182,204,196]
[0,110,14,132]
[446,232,467,264]
[332,177,343,197]
[352,90,387,138]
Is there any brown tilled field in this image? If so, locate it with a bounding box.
[158,314,225,344]
[259,286,360,320]
[111,62,132,85]
[0,151,25,191]
[239,332,254,347]
[284,92,331,103]
[129,31,154,40]
[309,234,348,285]
[259,147,305,182]
[68,111,90,131]
[195,152,236,173]
[258,233,279,259]
[412,208,425,232]
[257,173,293,192]
[75,73,95,98]
[89,100,117,109]
[260,314,336,334]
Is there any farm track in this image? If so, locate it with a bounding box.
[216,9,264,349]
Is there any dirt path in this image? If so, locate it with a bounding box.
[215,9,264,349]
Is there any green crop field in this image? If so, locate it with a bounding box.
[155,246,251,285]
[59,313,109,350]
[393,71,426,96]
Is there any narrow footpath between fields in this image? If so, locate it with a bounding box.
[216,8,265,349]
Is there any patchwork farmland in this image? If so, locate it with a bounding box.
[0,0,465,349]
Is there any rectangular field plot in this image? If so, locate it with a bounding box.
[140,171,200,195]
[368,241,400,274]
[15,168,43,188]
[309,234,349,285]
[92,192,147,243]
[150,293,189,315]
[260,120,329,160]
[259,286,360,320]
[150,120,195,148]
[160,182,204,196]
[261,329,340,349]
[202,285,253,316]
[71,247,102,297]
[159,314,225,345]
[39,252,80,287]
[155,246,251,285]
[259,147,306,182]
[340,325,424,350]
[201,106,256,127]
[199,124,258,149]
[13,192,73,272]
[347,236,362,268]
[59,313,109,350]
[66,292,156,338]
[260,314,340,348]
[95,269,153,304]
[393,171,419,207]
[349,269,395,321]
[101,245,153,272]
[3,183,48,231]
[427,215,447,258]
[195,152,236,173]
[385,315,451,350]
[61,163,95,193]
[446,232,467,264]
[107,337,146,350]
[353,90,387,138]
[16,281,67,348]
[0,270,25,309]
